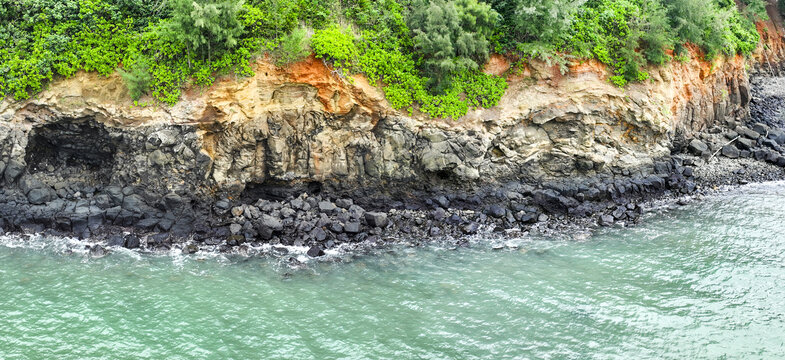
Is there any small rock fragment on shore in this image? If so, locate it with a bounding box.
[462,222,480,235]
[307,245,325,257]
[124,235,141,249]
[182,244,199,254]
[89,245,107,258]
[600,214,614,226]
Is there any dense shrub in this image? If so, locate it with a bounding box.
[563,0,760,86]
[159,0,245,62]
[241,1,299,47]
[0,0,137,99]
[119,60,152,100]
[569,0,647,86]
[273,28,311,66]
[491,0,581,69]
[409,0,499,91]
[311,25,358,72]
[344,0,507,119]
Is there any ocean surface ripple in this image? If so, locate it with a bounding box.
[2,182,785,359]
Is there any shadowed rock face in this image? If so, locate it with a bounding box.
[25,118,116,179]
[0,118,211,238]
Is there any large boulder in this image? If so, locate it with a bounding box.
[486,205,506,218]
[736,138,756,150]
[461,222,480,234]
[365,212,389,228]
[721,145,740,159]
[27,188,57,205]
[147,129,180,147]
[3,159,24,183]
[335,198,353,209]
[688,139,709,155]
[18,177,46,195]
[318,201,337,213]
[107,235,125,247]
[344,221,361,233]
[104,186,124,205]
[163,193,184,211]
[124,234,141,249]
[533,189,578,213]
[148,150,171,167]
[768,129,785,145]
[89,245,107,258]
[307,245,325,257]
[736,126,760,140]
[260,215,283,231]
[752,123,770,136]
[122,194,147,213]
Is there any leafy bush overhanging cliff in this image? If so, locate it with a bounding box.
[0,0,771,118]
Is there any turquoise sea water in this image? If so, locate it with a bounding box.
[2,182,785,359]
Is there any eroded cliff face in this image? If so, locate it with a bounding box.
[0,49,766,191]
[0,12,784,239]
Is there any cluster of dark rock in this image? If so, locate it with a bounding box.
[0,119,210,247]
[0,181,198,238]
[0,150,698,257]
[210,194,389,256]
[687,120,785,162]
[177,157,697,256]
[683,75,785,170]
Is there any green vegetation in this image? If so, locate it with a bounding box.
[273,27,311,67]
[312,25,358,73]
[0,0,772,118]
[409,0,499,91]
[493,0,765,86]
[118,61,151,100]
[160,0,245,62]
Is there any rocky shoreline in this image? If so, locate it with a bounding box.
[3,55,785,258]
[3,82,785,259]
[2,150,784,262]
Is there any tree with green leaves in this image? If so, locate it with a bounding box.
[119,60,152,100]
[273,27,310,66]
[739,0,769,20]
[506,0,582,46]
[409,0,499,91]
[665,0,739,58]
[637,0,673,65]
[489,0,583,71]
[159,0,245,63]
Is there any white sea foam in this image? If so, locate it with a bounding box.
[0,233,91,255]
